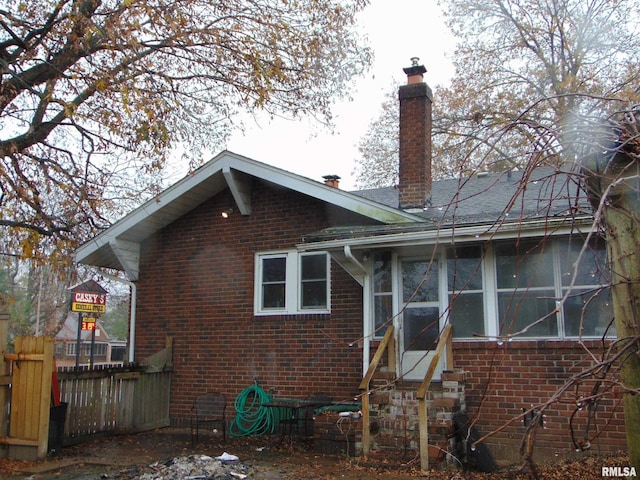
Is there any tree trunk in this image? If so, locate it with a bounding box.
[594,149,640,468]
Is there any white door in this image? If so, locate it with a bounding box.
[399,258,444,380]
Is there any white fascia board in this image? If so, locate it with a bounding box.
[76,152,234,266]
[86,150,417,250]
[75,236,110,263]
[220,152,422,224]
[297,216,596,252]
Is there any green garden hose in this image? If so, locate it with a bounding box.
[229,383,274,437]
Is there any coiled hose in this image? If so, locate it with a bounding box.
[229,383,274,437]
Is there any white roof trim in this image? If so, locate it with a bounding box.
[296,216,595,252]
[76,151,422,273]
[218,153,422,223]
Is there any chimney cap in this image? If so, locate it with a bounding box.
[322,175,341,181]
[322,174,341,188]
[403,57,427,78]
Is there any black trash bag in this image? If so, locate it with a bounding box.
[48,402,68,455]
[451,411,499,473]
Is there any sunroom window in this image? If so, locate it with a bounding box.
[370,236,612,341]
[373,251,393,336]
[255,251,329,315]
[558,238,613,337]
[495,240,558,337]
[447,245,485,338]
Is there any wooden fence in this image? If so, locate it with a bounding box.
[0,321,173,458]
[57,338,173,441]
[57,365,172,441]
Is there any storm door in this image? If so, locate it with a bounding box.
[399,257,444,380]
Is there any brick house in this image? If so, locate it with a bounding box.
[54,314,127,368]
[75,62,625,464]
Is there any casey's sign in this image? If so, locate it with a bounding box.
[72,292,106,305]
[71,291,107,313]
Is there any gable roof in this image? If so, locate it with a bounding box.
[75,151,424,279]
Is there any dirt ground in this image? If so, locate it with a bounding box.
[0,428,629,480]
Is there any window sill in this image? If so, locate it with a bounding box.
[254,309,330,316]
[452,338,613,350]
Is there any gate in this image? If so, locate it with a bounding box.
[0,336,55,460]
[0,309,173,461]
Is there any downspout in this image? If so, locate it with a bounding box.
[343,245,371,376]
[96,270,137,364]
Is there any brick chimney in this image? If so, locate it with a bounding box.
[398,57,432,209]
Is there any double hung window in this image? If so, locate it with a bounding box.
[255,251,329,315]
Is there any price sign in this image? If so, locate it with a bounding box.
[82,317,96,331]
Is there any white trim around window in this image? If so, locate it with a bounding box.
[371,236,612,340]
[254,250,330,315]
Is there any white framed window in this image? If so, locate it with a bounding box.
[494,240,558,337]
[83,343,107,356]
[369,235,611,341]
[557,237,612,337]
[447,245,486,338]
[373,251,393,336]
[255,251,330,315]
[491,237,612,339]
[66,342,108,356]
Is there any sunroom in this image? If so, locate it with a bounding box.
[300,216,612,381]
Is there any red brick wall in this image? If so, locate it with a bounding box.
[453,340,626,462]
[134,180,373,423]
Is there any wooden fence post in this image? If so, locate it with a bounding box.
[0,308,9,451]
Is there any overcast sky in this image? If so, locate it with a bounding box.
[224,0,456,191]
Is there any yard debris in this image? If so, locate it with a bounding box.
[215,452,240,462]
[135,454,250,480]
[0,428,631,480]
